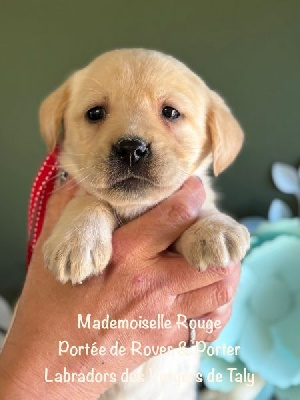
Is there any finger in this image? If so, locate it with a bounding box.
[174,305,232,348]
[157,257,240,295]
[173,264,240,317]
[114,176,205,257]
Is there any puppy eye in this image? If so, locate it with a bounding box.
[162,106,180,120]
[86,106,106,122]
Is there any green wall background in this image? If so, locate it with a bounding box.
[1,0,299,299]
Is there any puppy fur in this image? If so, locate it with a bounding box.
[39,49,250,399]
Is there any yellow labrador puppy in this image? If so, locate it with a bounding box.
[40,49,250,399]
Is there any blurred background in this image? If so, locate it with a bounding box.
[1,1,300,399]
[0,0,299,312]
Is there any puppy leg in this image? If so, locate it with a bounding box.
[175,211,250,271]
[43,196,117,284]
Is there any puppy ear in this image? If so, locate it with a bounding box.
[207,91,244,176]
[39,79,71,151]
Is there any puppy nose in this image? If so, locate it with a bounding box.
[113,137,150,165]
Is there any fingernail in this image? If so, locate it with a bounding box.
[184,176,202,188]
[183,176,205,204]
[216,302,232,315]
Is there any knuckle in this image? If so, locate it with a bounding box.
[112,232,135,259]
[214,265,232,278]
[211,263,236,279]
[168,202,197,224]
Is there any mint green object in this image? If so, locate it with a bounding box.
[201,219,300,396]
[275,385,300,400]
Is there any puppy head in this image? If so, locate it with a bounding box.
[40,49,243,210]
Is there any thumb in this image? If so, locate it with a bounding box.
[40,178,78,240]
[114,176,205,257]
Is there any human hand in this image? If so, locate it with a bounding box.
[0,177,240,400]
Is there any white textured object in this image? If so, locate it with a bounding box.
[272,162,300,195]
[101,347,199,400]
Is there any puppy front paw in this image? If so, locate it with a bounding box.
[43,217,112,285]
[176,213,250,271]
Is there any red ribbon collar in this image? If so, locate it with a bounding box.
[27,147,60,267]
